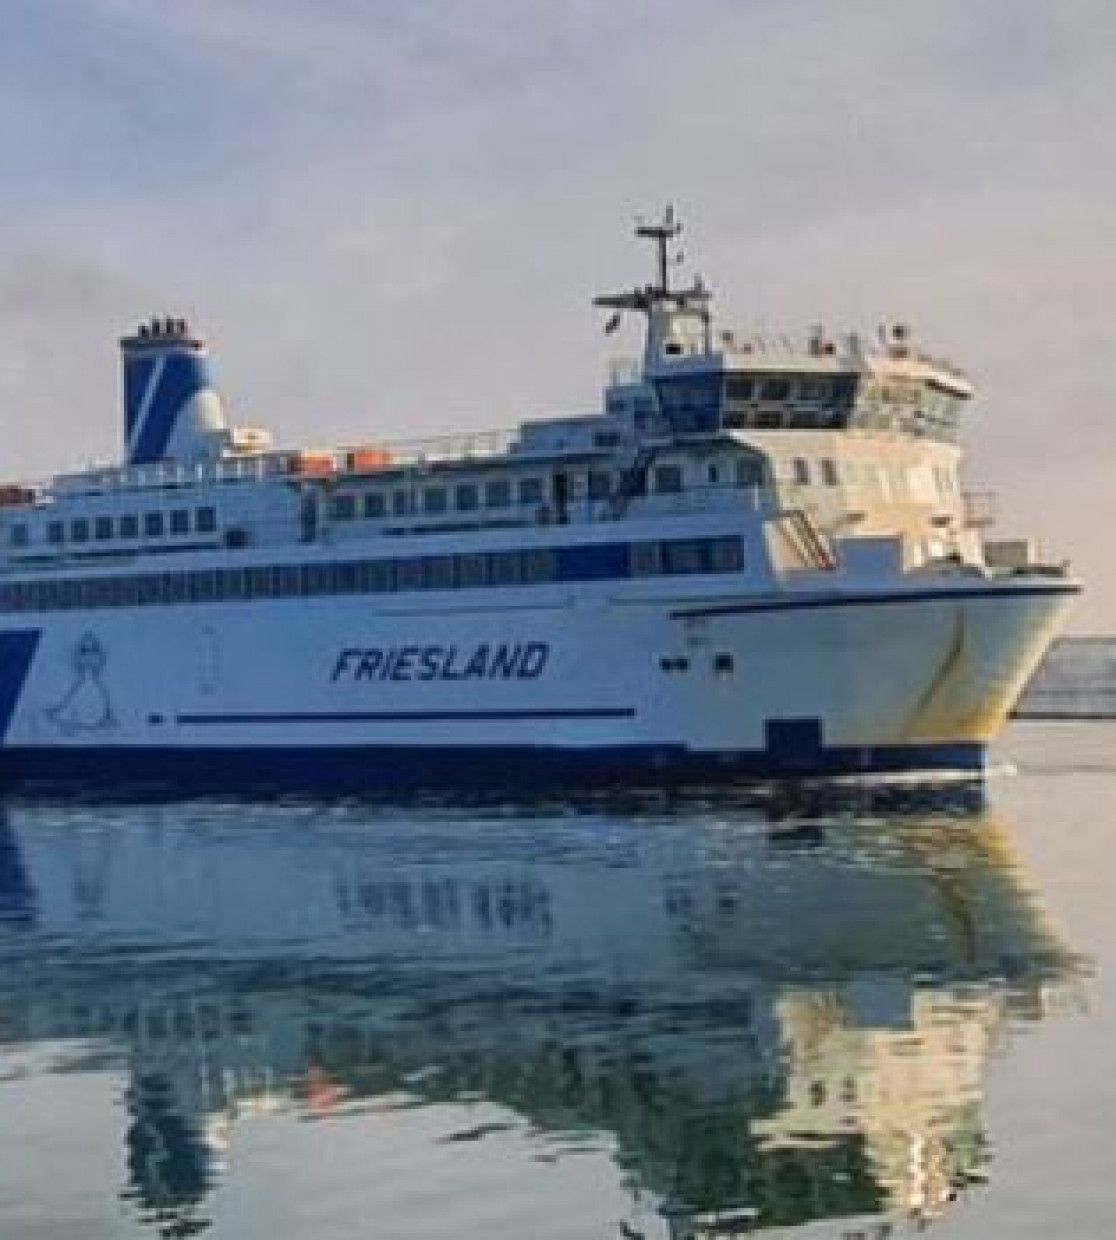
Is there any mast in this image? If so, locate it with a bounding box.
[594,206,713,361]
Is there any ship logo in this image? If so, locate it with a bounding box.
[45,632,116,734]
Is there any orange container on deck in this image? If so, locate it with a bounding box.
[0,485,35,508]
[345,446,393,473]
[289,451,337,478]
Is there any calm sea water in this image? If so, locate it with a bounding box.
[0,722,1113,1239]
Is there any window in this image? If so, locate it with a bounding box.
[454,483,479,512]
[304,563,333,595]
[423,556,456,590]
[170,509,190,535]
[709,537,744,572]
[489,551,521,586]
[653,464,683,494]
[362,492,387,519]
[798,379,830,401]
[484,478,511,509]
[422,487,447,515]
[144,512,164,538]
[396,558,424,591]
[664,541,707,574]
[47,521,64,546]
[330,494,357,520]
[457,553,487,587]
[725,374,754,402]
[392,490,410,516]
[517,477,543,506]
[587,470,612,501]
[94,516,113,541]
[523,549,557,583]
[195,507,216,534]
[71,518,89,544]
[713,652,735,674]
[791,458,810,486]
[363,560,394,592]
[9,524,29,548]
[820,458,839,487]
[630,543,661,576]
[759,378,791,402]
[334,562,359,593]
[734,457,765,488]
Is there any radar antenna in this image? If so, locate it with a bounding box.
[593,205,711,323]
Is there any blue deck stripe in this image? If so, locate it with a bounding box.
[0,630,40,740]
[177,706,637,726]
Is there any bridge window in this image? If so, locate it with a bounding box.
[455,483,479,512]
[195,507,216,534]
[392,490,410,516]
[94,516,114,541]
[170,509,191,535]
[71,518,89,544]
[760,377,791,402]
[144,512,164,538]
[362,492,387,519]
[47,520,64,545]
[725,374,754,402]
[422,487,447,515]
[9,523,28,548]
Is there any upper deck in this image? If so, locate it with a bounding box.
[0,209,985,581]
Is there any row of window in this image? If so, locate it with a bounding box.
[785,456,958,499]
[326,459,770,525]
[9,506,218,550]
[0,537,746,613]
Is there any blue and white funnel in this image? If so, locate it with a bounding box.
[120,318,228,465]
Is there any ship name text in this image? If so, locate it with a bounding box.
[332,641,550,684]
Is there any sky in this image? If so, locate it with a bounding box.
[0,0,1112,628]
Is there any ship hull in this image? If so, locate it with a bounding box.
[0,576,1077,791]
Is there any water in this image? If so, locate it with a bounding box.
[0,723,1112,1238]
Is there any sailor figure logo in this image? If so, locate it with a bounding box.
[45,632,116,734]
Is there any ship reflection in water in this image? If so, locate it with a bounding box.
[0,790,1087,1239]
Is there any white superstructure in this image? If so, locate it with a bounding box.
[0,210,1078,788]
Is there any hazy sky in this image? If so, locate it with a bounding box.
[0,0,1112,627]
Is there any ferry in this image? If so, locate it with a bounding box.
[0,210,1079,789]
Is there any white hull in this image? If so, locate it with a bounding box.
[0,561,1075,787]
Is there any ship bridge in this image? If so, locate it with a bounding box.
[597,209,973,444]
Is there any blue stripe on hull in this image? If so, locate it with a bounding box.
[0,630,41,740]
[0,741,986,795]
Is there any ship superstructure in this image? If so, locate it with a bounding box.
[0,210,1078,788]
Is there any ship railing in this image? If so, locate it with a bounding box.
[372,427,521,467]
